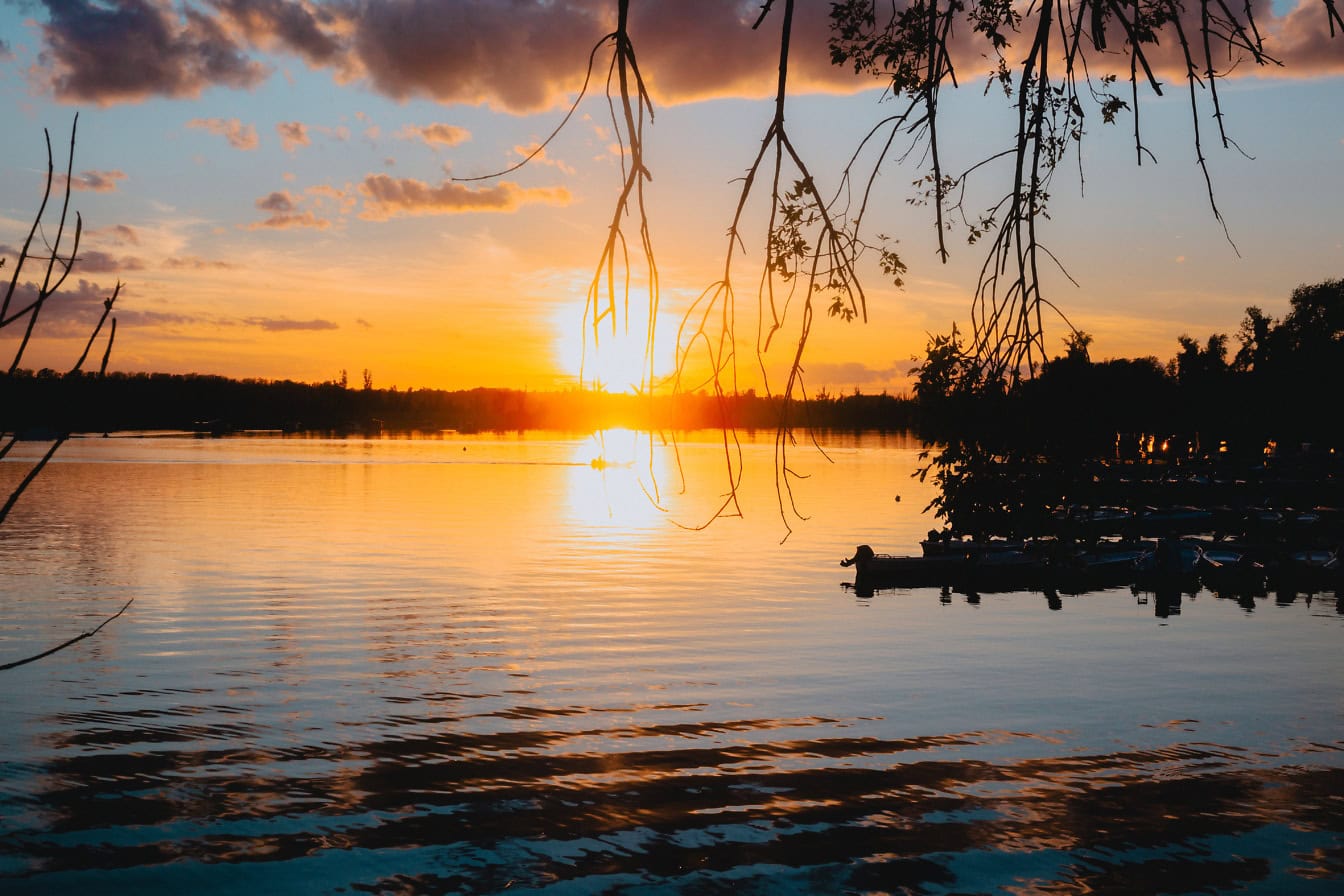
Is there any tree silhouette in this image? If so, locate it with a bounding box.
[467,0,1338,533]
[1,117,130,671]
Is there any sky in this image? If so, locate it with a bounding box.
[1,0,1341,395]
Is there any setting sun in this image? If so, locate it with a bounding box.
[551,301,679,393]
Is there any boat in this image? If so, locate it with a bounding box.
[844,535,1342,598]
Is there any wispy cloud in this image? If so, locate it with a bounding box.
[54,169,128,192]
[88,224,141,245]
[162,255,240,271]
[805,360,907,387]
[243,316,340,332]
[513,143,575,175]
[358,175,571,220]
[187,117,259,150]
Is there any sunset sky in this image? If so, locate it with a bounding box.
[2,1,1341,394]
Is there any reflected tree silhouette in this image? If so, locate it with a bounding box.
[1,116,131,671]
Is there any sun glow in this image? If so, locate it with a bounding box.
[551,302,678,393]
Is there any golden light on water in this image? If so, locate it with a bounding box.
[564,429,671,536]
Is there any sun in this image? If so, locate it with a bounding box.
[551,302,677,392]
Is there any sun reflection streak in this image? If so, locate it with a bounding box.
[564,429,672,537]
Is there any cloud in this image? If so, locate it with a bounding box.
[256,190,297,212]
[187,117,259,150]
[243,316,340,332]
[247,210,331,230]
[277,120,310,151]
[247,188,332,229]
[358,174,571,220]
[75,250,146,273]
[22,1,1344,112]
[33,0,269,104]
[211,0,345,66]
[3,279,197,339]
[804,360,906,386]
[513,143,574,175]
[52,169,128,192]
[89,224,141,245]
[350,0,609,110]
[162,255,240,270]
[1,244,141,276]
[398,122,472,147]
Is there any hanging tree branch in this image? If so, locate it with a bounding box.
[2,117,128,671]
[829,0,1338,388]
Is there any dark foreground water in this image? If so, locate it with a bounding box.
[1,433,1341,894]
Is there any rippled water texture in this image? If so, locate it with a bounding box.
[1,433,1341,894]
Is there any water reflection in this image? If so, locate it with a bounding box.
[4,701,1341,893]
[563,429,670,538]
[2,435,1342,893]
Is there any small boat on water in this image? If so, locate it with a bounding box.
[843,537,1338,598]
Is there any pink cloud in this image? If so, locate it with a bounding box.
[56,169,128,192]
[398,123,472,147]
[358,174,572,220]
[187,117,259,150]
[277,120,311,152]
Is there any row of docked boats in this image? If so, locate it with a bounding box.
[841,537,1342,598]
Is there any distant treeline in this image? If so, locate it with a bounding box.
[0,371,918,435]
[913,278,1344,457]
[4,279,1339,449]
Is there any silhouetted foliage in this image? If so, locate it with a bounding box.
[908,278,1344,535]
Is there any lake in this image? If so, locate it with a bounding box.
[1,431,1341,895]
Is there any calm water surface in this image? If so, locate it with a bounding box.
[1,432,1341,895]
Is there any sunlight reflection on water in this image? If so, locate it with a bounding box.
[0,432,1341,894]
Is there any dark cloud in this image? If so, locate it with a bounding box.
[255,189,296,212]
[74,250,145,273]
[2,245,140,278]
[351,0,608,110]
[22,1,1342,110]
[34,0,269,104]
[358,174,570,219]
[211,0,345,65]
[248,189,331,229]
[242,316,339,332]
[3,279,194,338]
